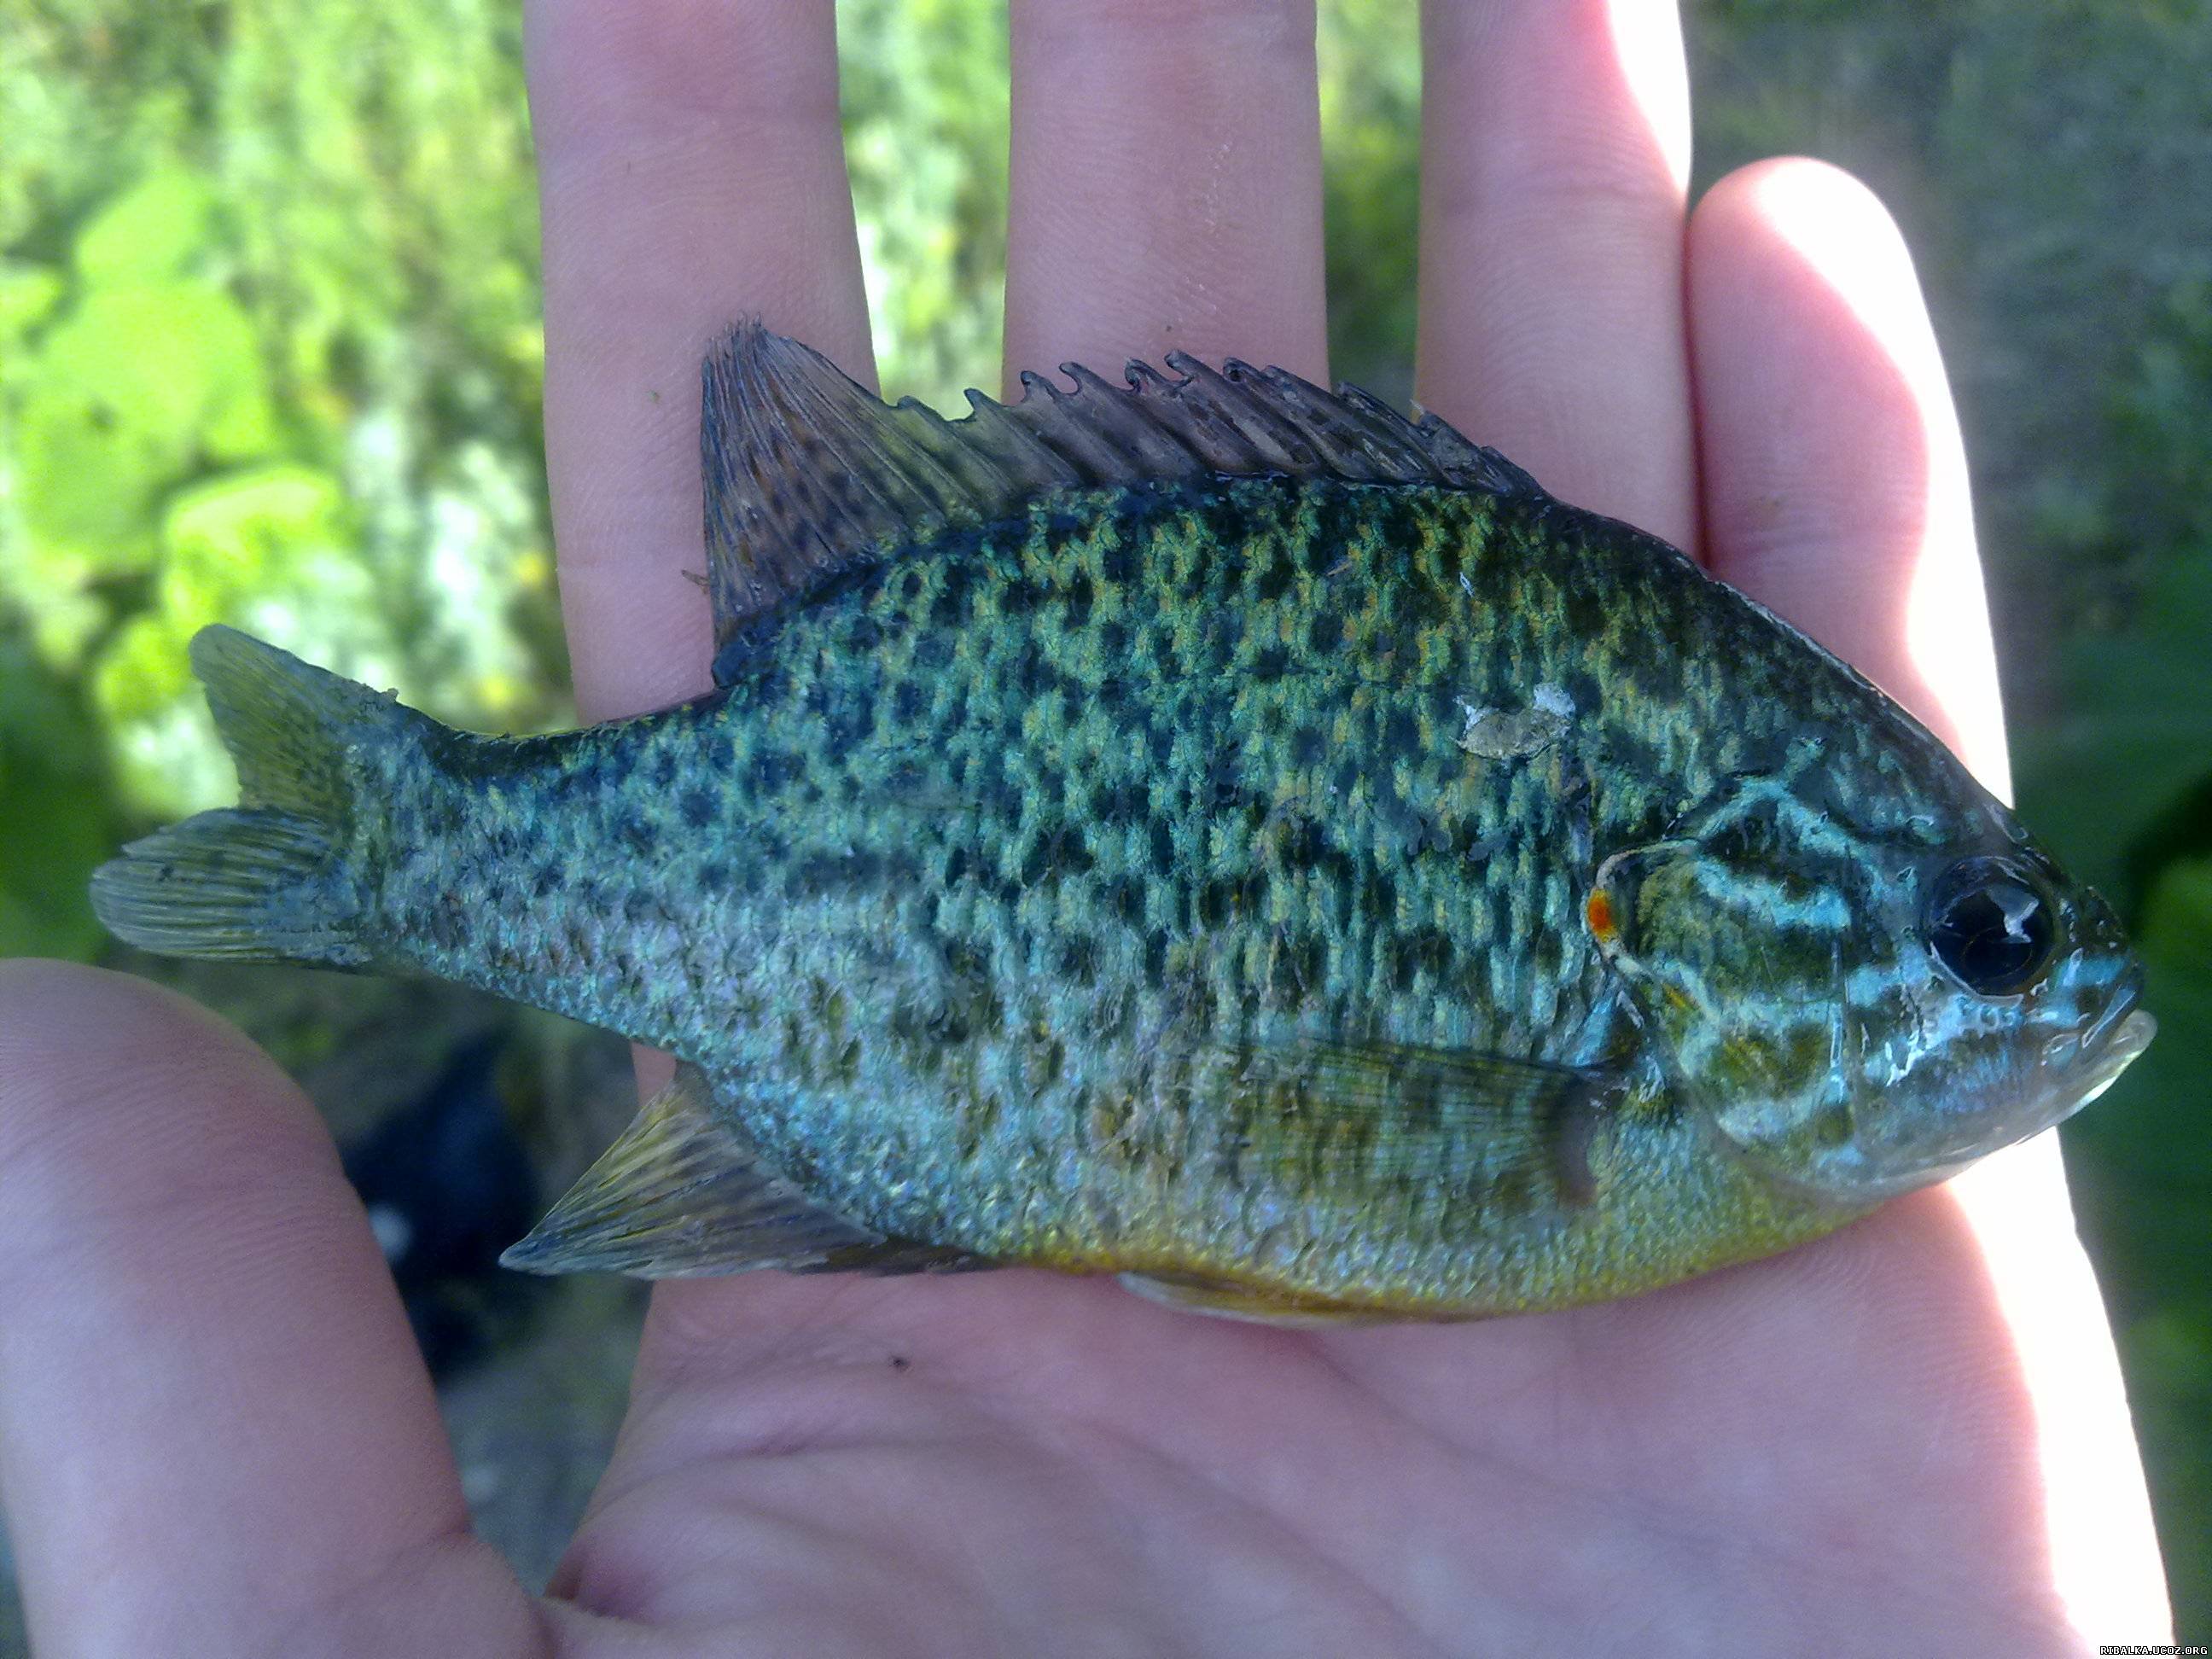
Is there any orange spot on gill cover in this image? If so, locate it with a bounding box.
[1586,888,1616,942]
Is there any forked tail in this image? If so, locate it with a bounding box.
[90,626,408,969]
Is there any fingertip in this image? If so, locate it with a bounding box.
[1689,156,2010,791]
[1688,156,1937,591]
[1695,154,1905,267]
[1692,158,1956,451]
[0,960,330,1208]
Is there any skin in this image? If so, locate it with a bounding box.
[0,0,2174,1651]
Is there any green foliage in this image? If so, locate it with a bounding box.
[2020,277,2212,1633]
[2020,541,2212,899]
[839,0,1010,407]
[1319,0,1421,400]
[0,630,118,960]
[0,0,559,853]
[2110,279,2212,566]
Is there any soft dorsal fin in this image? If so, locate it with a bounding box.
[700,322,1540,680]
[500,1064,981,1279]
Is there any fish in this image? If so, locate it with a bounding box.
[89,323,2156,1323]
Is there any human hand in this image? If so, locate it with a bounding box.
[0,3,2174,1652]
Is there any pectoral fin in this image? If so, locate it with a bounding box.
[1210,1037,1611,1210]
[1109,1040,1613,1324]
[501,1065,981,1279]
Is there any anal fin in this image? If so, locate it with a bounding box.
[501,1065,980,1279]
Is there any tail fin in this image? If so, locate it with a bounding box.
[90,626,402,968]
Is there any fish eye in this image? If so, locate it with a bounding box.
[1925,855,2057,997]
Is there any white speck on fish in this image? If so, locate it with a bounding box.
[1457,683,1575,760]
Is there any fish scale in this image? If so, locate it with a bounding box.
[90,325,2151,1321]
[221,477,1882,1286]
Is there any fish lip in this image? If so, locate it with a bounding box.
[2017,967,2154,1136]
[2070,1002,2156,1109]
[2081,961,2145,1056]
[2052,961,2150,1102]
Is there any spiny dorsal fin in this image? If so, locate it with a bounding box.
[500,1064,981,1279]
[700,322,1541,679]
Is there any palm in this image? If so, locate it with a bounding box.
[0,3,2168,1655]
[559,1180,2054,1651]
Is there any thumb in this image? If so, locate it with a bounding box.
[0,961,543,1654]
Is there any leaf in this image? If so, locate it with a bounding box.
[160,463,350,591]
[89,463,397,818]
[2064,854,2212,1220]
[2116,1299,2212,1636]
[2140,855,2212,963]
[72,166,219,282]
[0,261,64,344]
[0,632,117,961]
[2015,544,2212,897]
[15,279,278,562]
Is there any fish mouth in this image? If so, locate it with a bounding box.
[2011,964,2152,1134]
[1748,970,2157,1208]
[2066,983,2155,1114]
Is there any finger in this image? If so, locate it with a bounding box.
[1004,0,1328,386]
[1688,158,2007,791]
[1417,0,1697,550]
[528,0,874,723]
[1691,164,2169,1633]
[0,963,538,1651]
[1943,1146,2175,1641]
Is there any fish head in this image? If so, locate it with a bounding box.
[1591,798,2152,1205]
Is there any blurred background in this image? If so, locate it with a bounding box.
[0,0,2206,1639]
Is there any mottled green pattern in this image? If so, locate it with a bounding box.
[348,475,2016,1310]
[94,455,2150,1312]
